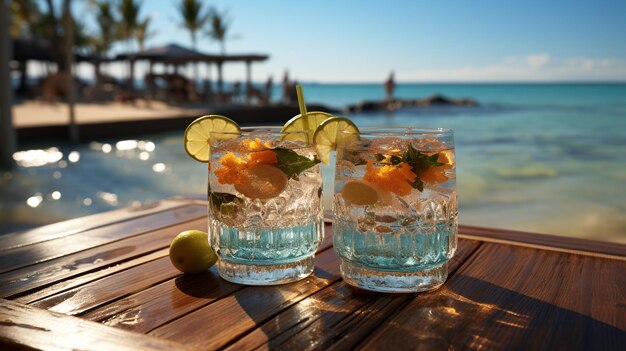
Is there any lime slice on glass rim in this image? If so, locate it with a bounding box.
[184,115,240,162]
[312,117,360,164]
[281,111,335,142]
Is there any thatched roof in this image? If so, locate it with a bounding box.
[11,40,268,65]
[11,38,110,63]
[12,38,52,61]
[115,43,269,64]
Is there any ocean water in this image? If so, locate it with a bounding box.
[2,83,625,243]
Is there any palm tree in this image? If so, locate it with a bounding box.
[134,16,156,51]
[93,0,116,55]
[118,0,141,52]
[9,0,40,38]
[206,7,235,55]
[205,7,239,95]
[177,0,207,86]
[177,0,207,51]
[10,0,44,93]
[117,0,142,88]
[71,17,91,54]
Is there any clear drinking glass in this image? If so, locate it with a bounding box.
[333,127,457,292]
[208,127,324,285]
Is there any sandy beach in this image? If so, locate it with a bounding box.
[12,100,210,128]
[11,99,337,142]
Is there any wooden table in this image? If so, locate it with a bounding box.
[1,198,625,350]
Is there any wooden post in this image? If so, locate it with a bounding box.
[245,60,251,105]
[204,62,212,102]
[217,61,223,95]
[148,60,155,98]
[129,58,135,90]
[63,0,78,144]
[0,0,17,169]
[18,60,28,94]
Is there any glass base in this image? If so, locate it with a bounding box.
[217,255,315,285]
[340,261,448,293]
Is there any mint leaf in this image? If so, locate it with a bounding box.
[411,178,425,192]
[427,153,445,166]
[210,192,239,208]
[375,154,403,165]
[402,144,446,190]
[390,155,403,165]
[273,148,321,179]
[405,143,420,162]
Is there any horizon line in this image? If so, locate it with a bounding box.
[15,75,626,86]
[298,80,626,85]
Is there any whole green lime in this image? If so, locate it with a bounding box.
[169,230,218,274]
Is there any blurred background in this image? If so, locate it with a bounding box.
[1,0,625,242]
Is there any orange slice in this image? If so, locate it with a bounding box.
[234,164,288,199]
[341,179,392,206]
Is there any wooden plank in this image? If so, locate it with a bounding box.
[226,239,482,351]
[460,224,626,259]
[265,285,409,351]
[29,256,180,315]
[148,247,342,350]
[14,223,331,308]
[0,204,206,274]
[0,218,206,298]
[81,225,335,332]
[0,199,188,252]
[84,265,244,331]
[359,243,626,350]
[0,299,199,351]
[14,249,168,305]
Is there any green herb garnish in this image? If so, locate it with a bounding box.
[210,192,241,216]
[210,192,239,208]
[273,148,321,179]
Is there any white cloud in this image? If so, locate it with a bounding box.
[402,54,626,82]
[525,54,551,69]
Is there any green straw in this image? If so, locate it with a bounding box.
[296,84,310,130]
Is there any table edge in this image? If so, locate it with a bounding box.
[459,224,626,260]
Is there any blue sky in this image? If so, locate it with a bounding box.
[77,0,626,82]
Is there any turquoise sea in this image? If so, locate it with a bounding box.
[2,83,626,243]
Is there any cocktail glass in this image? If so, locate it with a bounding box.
[207,127,324,285]
[333,127,457,292]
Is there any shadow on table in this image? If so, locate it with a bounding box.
[232,261,413,350]
[174,267,235,299]
[367,275,626,349]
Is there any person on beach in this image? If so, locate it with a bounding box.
[233,81,241,103]
[282,71,291,104]
[385,71,396,103]
[264,76,273,105]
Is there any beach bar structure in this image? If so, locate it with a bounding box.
[11,38,112,93]
[9,40,268,103]
[1,1,16,169]
[115,43,269,101]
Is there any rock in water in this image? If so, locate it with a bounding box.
[345,94,479,113]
